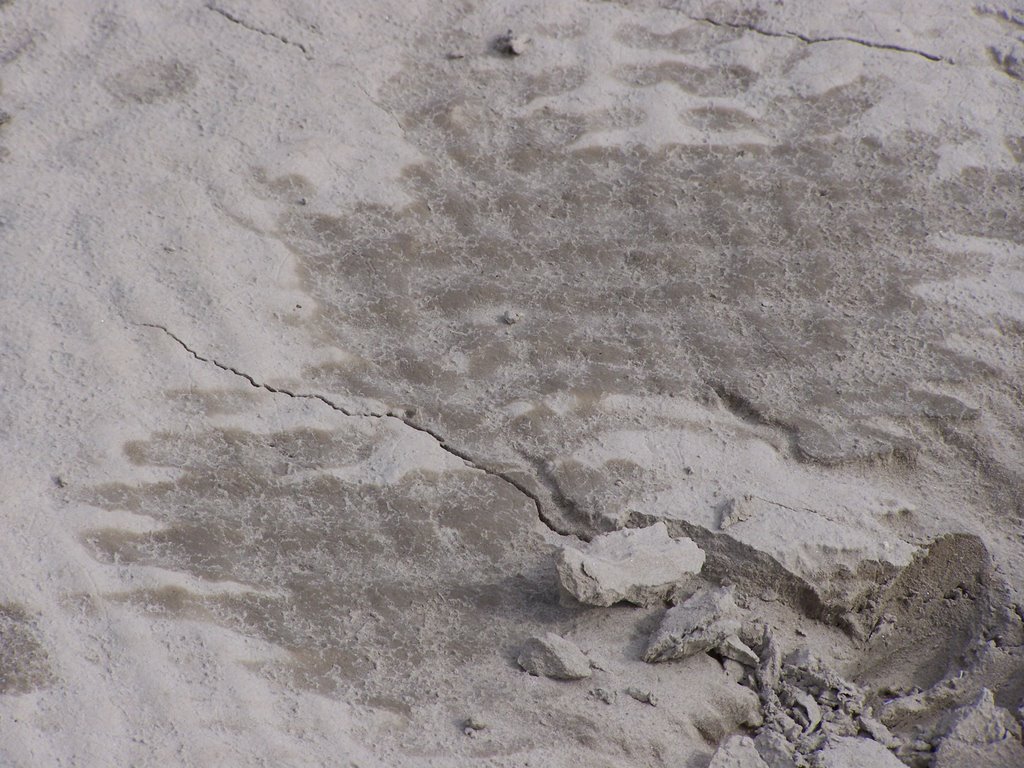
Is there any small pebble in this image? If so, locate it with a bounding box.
[590,687,616,705]
[626,687,658,706]
[495,30,529,55]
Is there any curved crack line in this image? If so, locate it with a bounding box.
[138,323,568,536]
[206,4,310,58]
[689,14,948,63]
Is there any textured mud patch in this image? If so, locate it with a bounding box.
[104,59,197,104]
[82,423,557,710]
[0,604,53,694]
[266,17,1021,496]
[78,409,779,761]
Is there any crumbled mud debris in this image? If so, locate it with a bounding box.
[708,734,770,767]
[931,688,1024,768]
[718,495,754,530]
[589,687,617,705]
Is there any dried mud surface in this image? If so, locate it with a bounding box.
[1,1,1023,766]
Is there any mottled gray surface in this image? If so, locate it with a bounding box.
[1,0,1023,765]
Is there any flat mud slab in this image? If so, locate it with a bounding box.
[1,1,1022,766]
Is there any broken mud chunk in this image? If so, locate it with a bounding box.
[722,658,746,683]
[753,730,798,768]
[643,585,742,663]
[757,628,782,694]
[589,686,616,704]
[517,632,591,680]
[718,634,760,667]
[556,522,704,607]
[819,709,859,742]
[718,495,753,529]
[494,29,529,55]
[708,735,770,768]
[857,714,898,748]
[462,715,487,737]
[932,688,1024,768]
[625,686,658,706]
[787,689,822,733]
[814,736,905,767]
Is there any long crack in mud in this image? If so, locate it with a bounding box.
[138,322,567,535]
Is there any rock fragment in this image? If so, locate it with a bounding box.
[814,736,904,767]
[708,735,770,768]
[556,522,704,607]
[857,714,897,748]
[719,634,760,667]
[517,633,591,680]
[788,690,821,733]
[643,585,741,663]
[625,686,658,706]
[756,628,782,693]
[753,731,798,768]
[589,687,616,705]
[718,495,754,529]
[462,715,487,737]
[932,688,1024,768]
[494,30,529,55]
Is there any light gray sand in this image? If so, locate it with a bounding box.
[1,1,1022,765]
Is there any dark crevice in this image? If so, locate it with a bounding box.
[689,15,948,63]
[206,4,310,57]
[138,323,571,537]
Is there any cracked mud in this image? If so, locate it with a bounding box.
[3,0,1024,766]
